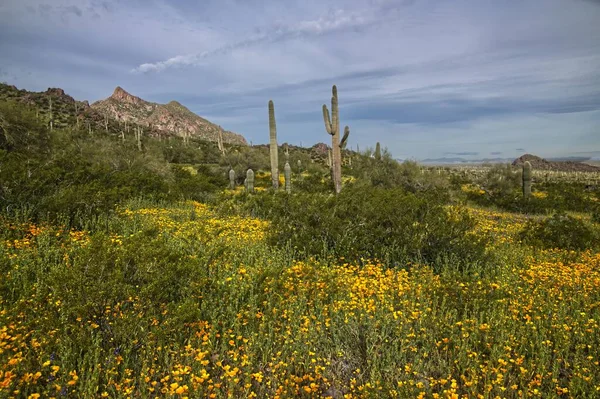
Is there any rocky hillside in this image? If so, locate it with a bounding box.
[91,87,246,145]
[0,83,90,130]
[513,154,600,172]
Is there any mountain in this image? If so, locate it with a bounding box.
[91,87,246,145]
[420,157,514,165]
[513,154,600,172]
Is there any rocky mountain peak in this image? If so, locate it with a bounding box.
[110,86,142,104]
[92,86,247,145]
[46,88,66,96]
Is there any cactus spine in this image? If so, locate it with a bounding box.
[246,169,255,193]
[268,100,279,189]
[284,162,291,194]
[375,142,381,160]
[322,85,348,194]
[522,161,532,198]
[229,168,236,190]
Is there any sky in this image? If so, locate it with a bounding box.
[1,0,599,161]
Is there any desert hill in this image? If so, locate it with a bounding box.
[513,154,600,173]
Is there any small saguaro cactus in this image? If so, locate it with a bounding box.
[246,169,255,193]
[522,161,532,198]
[269,100,279,189]
[217,129,225,155]
[48,96,53,131]
[297,159,302,172]
[135,127,142,151]
[229,168,236,190]
[375,142,381,160]
[284,162,291,193]
[322,85,349,194]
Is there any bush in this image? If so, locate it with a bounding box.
[519,212,599,251]
[231,184,487,267]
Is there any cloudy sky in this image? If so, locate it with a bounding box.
[1,0,599,160]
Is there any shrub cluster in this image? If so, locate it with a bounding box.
[225,184,488,267]
[519,212,599,251]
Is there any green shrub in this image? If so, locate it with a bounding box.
[519,212,599,251]
[232,184,487,267]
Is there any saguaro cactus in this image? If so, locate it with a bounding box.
[522,161,532,198]
[135,127,142,151]
[269,100,279,189]
[284,162,291,193]
[48,96,53,131]
[375,142,381,160]
[322,85,349,194]
[229,168,236,190]
[217,129,225,155]
[246,169,255,193]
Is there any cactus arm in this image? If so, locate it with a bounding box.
[323,105,332,135]
[340,126,350,149]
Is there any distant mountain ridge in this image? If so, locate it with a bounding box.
[92,87,247,145]
[0,82,247,146]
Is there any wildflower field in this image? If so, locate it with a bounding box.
[2,199,599,399]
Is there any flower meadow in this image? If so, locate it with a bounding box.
[1,201,599,399]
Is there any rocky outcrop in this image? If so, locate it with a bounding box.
[513,154,600,172]
[92,87,247,145]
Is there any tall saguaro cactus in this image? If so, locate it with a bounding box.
[522,161,532,198]
[268,100,279,189]
[322,85,349,194]
[375,142,381,160]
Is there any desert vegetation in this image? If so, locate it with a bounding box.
[1,88,600,398]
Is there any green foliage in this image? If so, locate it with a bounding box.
[0,101,50,153]
[0,100,222,227]
[350,154,450,192]
[233,184,487,267]
[520,212,599,251]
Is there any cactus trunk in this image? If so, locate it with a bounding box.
[49,96,53,131]
[268,100,279,189]
[229,169,236,190]
[284,162,291,193]
[322,85,348,194]
[375,142,381,160]
[522,161,532,198]
[246,169,255,193]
